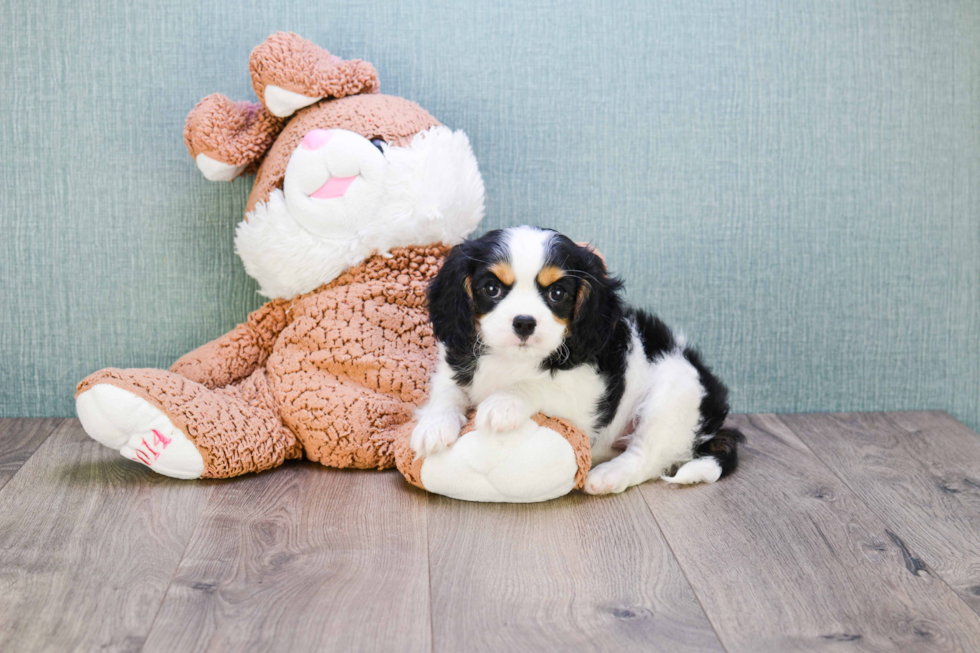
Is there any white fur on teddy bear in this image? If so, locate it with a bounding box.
[76,384,205,479]
[235,126,484,299]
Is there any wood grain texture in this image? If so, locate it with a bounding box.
[780,411,980,616]
[0,419,210,652]
[5,413,980,652]
[426,489,723,653]
[640,414,980,653]
[0,417,61,490]
[141,466,431,653]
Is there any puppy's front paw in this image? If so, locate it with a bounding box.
[584,459,639,495]
[411,411,465,457]
[475,391,532,432]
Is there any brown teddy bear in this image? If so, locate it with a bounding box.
[75,33,591,502]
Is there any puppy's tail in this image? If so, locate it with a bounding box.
[661,427,745,485]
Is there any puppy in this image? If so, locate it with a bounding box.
[410,226,744,494]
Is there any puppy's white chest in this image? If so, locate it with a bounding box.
[467,355,544,403]
[541,366,607,428]
[468,355,606,434]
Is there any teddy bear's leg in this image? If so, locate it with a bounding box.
[249,32,379,118]
[273,369,417,470]
[184,94,284,181]
[393,414,592,503]
[76,368,300,479]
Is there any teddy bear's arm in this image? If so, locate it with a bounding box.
[184,94,284,182]
[249,32,379,119]
[170,299,290,389]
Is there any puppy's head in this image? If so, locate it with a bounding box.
[428,226,621,365]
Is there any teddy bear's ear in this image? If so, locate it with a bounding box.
[184,94,284,182]
[249,32,379,118]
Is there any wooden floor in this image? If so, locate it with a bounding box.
[1,413,980,652]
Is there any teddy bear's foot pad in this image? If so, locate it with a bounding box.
[76,384,205,479]
[263,85,322,118]
[195,154,247,182]
[420,420,579,503]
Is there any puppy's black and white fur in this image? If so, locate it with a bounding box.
[410,226,743,494]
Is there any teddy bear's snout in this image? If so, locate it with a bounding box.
[301,129,333,151]
[282,128,389,239]
[299,130,358,199]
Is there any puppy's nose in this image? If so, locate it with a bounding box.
[512,315,537,339]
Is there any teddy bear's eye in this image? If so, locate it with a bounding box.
[370,138,386,154]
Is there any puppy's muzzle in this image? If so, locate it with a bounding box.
[512,315,537,340]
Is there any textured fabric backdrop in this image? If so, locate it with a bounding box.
[1,0,978,429]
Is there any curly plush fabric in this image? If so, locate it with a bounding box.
[268,244,446,468]
[183,32,387,184]
[170,297,289,389]
[392,422,426,489]
[183,95,284,170]
[249,32,379,105]
[78,245,449,475]
[76,367,301,478]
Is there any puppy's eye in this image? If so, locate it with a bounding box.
[484,282,501,298]
[370,138,386,153]
[548,286,567,303]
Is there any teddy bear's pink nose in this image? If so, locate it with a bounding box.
[301,129,333,150]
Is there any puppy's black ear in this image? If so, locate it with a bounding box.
[428,241,477,353]
[568,243,623,357]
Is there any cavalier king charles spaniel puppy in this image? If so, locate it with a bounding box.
[411,226,743,494]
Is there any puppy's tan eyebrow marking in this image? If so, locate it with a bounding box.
[488,262,516,285]
[537,265,565,287]
[464,276,473,298]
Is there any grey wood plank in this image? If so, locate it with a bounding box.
[640,413,980,653]
[141,466,431,653]
[0,418,62,491]
[426,488,724,653]
[0,419,210,652]
[780,411,980,616]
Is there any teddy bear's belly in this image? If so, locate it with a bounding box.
[263,280,437,459]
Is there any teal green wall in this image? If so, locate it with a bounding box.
[2,0,978,429]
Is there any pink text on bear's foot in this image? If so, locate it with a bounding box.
[133,429,172,466]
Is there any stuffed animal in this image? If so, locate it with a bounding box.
[75,33,591,503]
